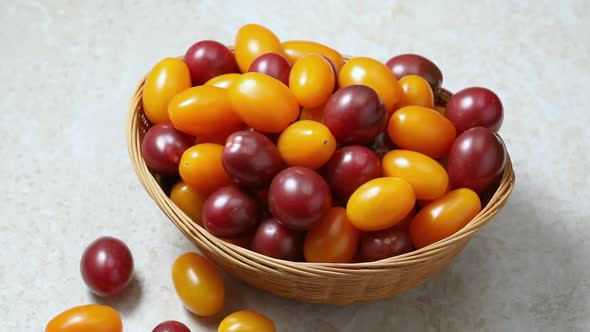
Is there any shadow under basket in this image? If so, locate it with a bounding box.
[126,61,515,304]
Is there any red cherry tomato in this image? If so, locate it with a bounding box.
[385,53,443,92]
[202,186,260,238]
[251,218,304,261]
[360,226,413,262]
[184,40,238,85]
[248,53,291,86]
[304,207,360,263]
[141,124,193,175]
[152,320,191,332]
[45,305,122,332]
[445,87,504,133]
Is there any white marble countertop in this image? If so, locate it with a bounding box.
[2,1,589,331]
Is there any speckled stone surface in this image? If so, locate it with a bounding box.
[1,1,589,331]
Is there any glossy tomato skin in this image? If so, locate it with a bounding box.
[323,85,387,144]
[235,24,286,73]
[282,40,344,70]
[222,130,283,188]
[360,227,413,262]
[152,320,191,332]
[289,54,335,108]
[45,305,122,332]
[248,53,291,86]
[277,120,336,169]
[179,144,233,194]
[205,73,241,89]
[304,207,360,263]
[410,188,481,248]
[368,131,397,158]
[202,186,260,237]
[445,87,504,133]
[184,40,238,86]
[143,58,191,124]
[170,181,207,225]
[219,310,276,332]
[397,75,434,108]
[251,218,304,261]
[268,167,332,230]
[447,127,507,192]
[323,146,382,202]
[141,124,194,175]
[172,253,224,317]
[388,106,456,158]
[80,237,133,297]
[385,54,443,92]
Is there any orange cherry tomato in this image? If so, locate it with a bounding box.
[205,73,242,89]
[282,40,344,70]
[172,252,225,317]
[410,188,481,249]
[219,310,276,332]
[170,181,208,225]
[179,144,232,194]
[387,106,456,158]
[277,120,336,169]
[304,207,360,263]
[142,58,191,124]
[433,104,446,116]
[398,75,434,108]
[299,104,325,122]
[234,24,286,73]
[346,177,416,231]
[169,86,242,137]
[45,305,122,332]
[382,150,449,200]
[228,72,299,133]
[289,54,335,108]
[339,57,402,113]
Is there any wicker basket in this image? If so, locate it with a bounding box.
[126,56,515,304]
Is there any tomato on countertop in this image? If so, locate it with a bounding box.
[219,310,276,332]
[45,305,122,332]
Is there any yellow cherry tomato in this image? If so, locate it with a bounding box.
[45,305,122,332]
[382,150,449,200]
[410,188,481,248]
[282,40,344,70]
[219,310,276,332]
[179,144,232,194]
[172,252,225,317]
[398,75,434,108]
[170,181,208,225]
[299,104,325,122]
[304,207,359,263]
[228,72,299,133]
[205,73,242,89]
[169,86,242,137]
[433,104,446,116]
[289,54,335,108]
[234,24,286,73]
[339,57,402,113]
[142,58,191,124]
[346,177,416,231]
[277,120,336,169]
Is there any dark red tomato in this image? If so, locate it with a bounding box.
[184,40,239,85]
[248,53,291,86]
[80,237,134,297]
[222,130,284,188]
[445,87,504,133]
[202,186,260,237]
[385,54,443,92]
[447,127,507,192]
[368,131,397,158]
[153,320,191,332]
[323,85,387,144]
[141,124,193,175]
[359,227,413,262]
[268,167,332,230]
[251,218,304,261]
[323,146,382,202]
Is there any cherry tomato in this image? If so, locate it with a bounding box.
[359,227,413,262]
[141,124,194,175]
[80,236,133,297]
[368,131,397,158]
[268,167,332,230]
[299,104,325,122]
[228,72,299,133]
[248,53,291,86]
[203,186,260,237]
[220,230,255,249]
[323,145,382,202]
[447,127,507,192]
[45,305,122,332]
[394,206,417,231]
[204,73,241,89]
[445,87,504,133]
[410,188,481,248]
[346,177,415,231]
[219,310,276,332]
[172,252,224,317]
[323,85,387,144]
[289,54,335,108]
[388,106,456,158]
[385,54,443,92]
[277,120,336,169]
[234,24,286,73]
[143,58,191,124]
[169,86,242,138]
[282,40,344,70]
[184,40,238,86]
[339,57,402,113]
[251,217,304,261]
[397,75,434,108]
[169,182,206,226]
[304,207,359,263]
[152,320,191,332]
[179,144,232,194]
